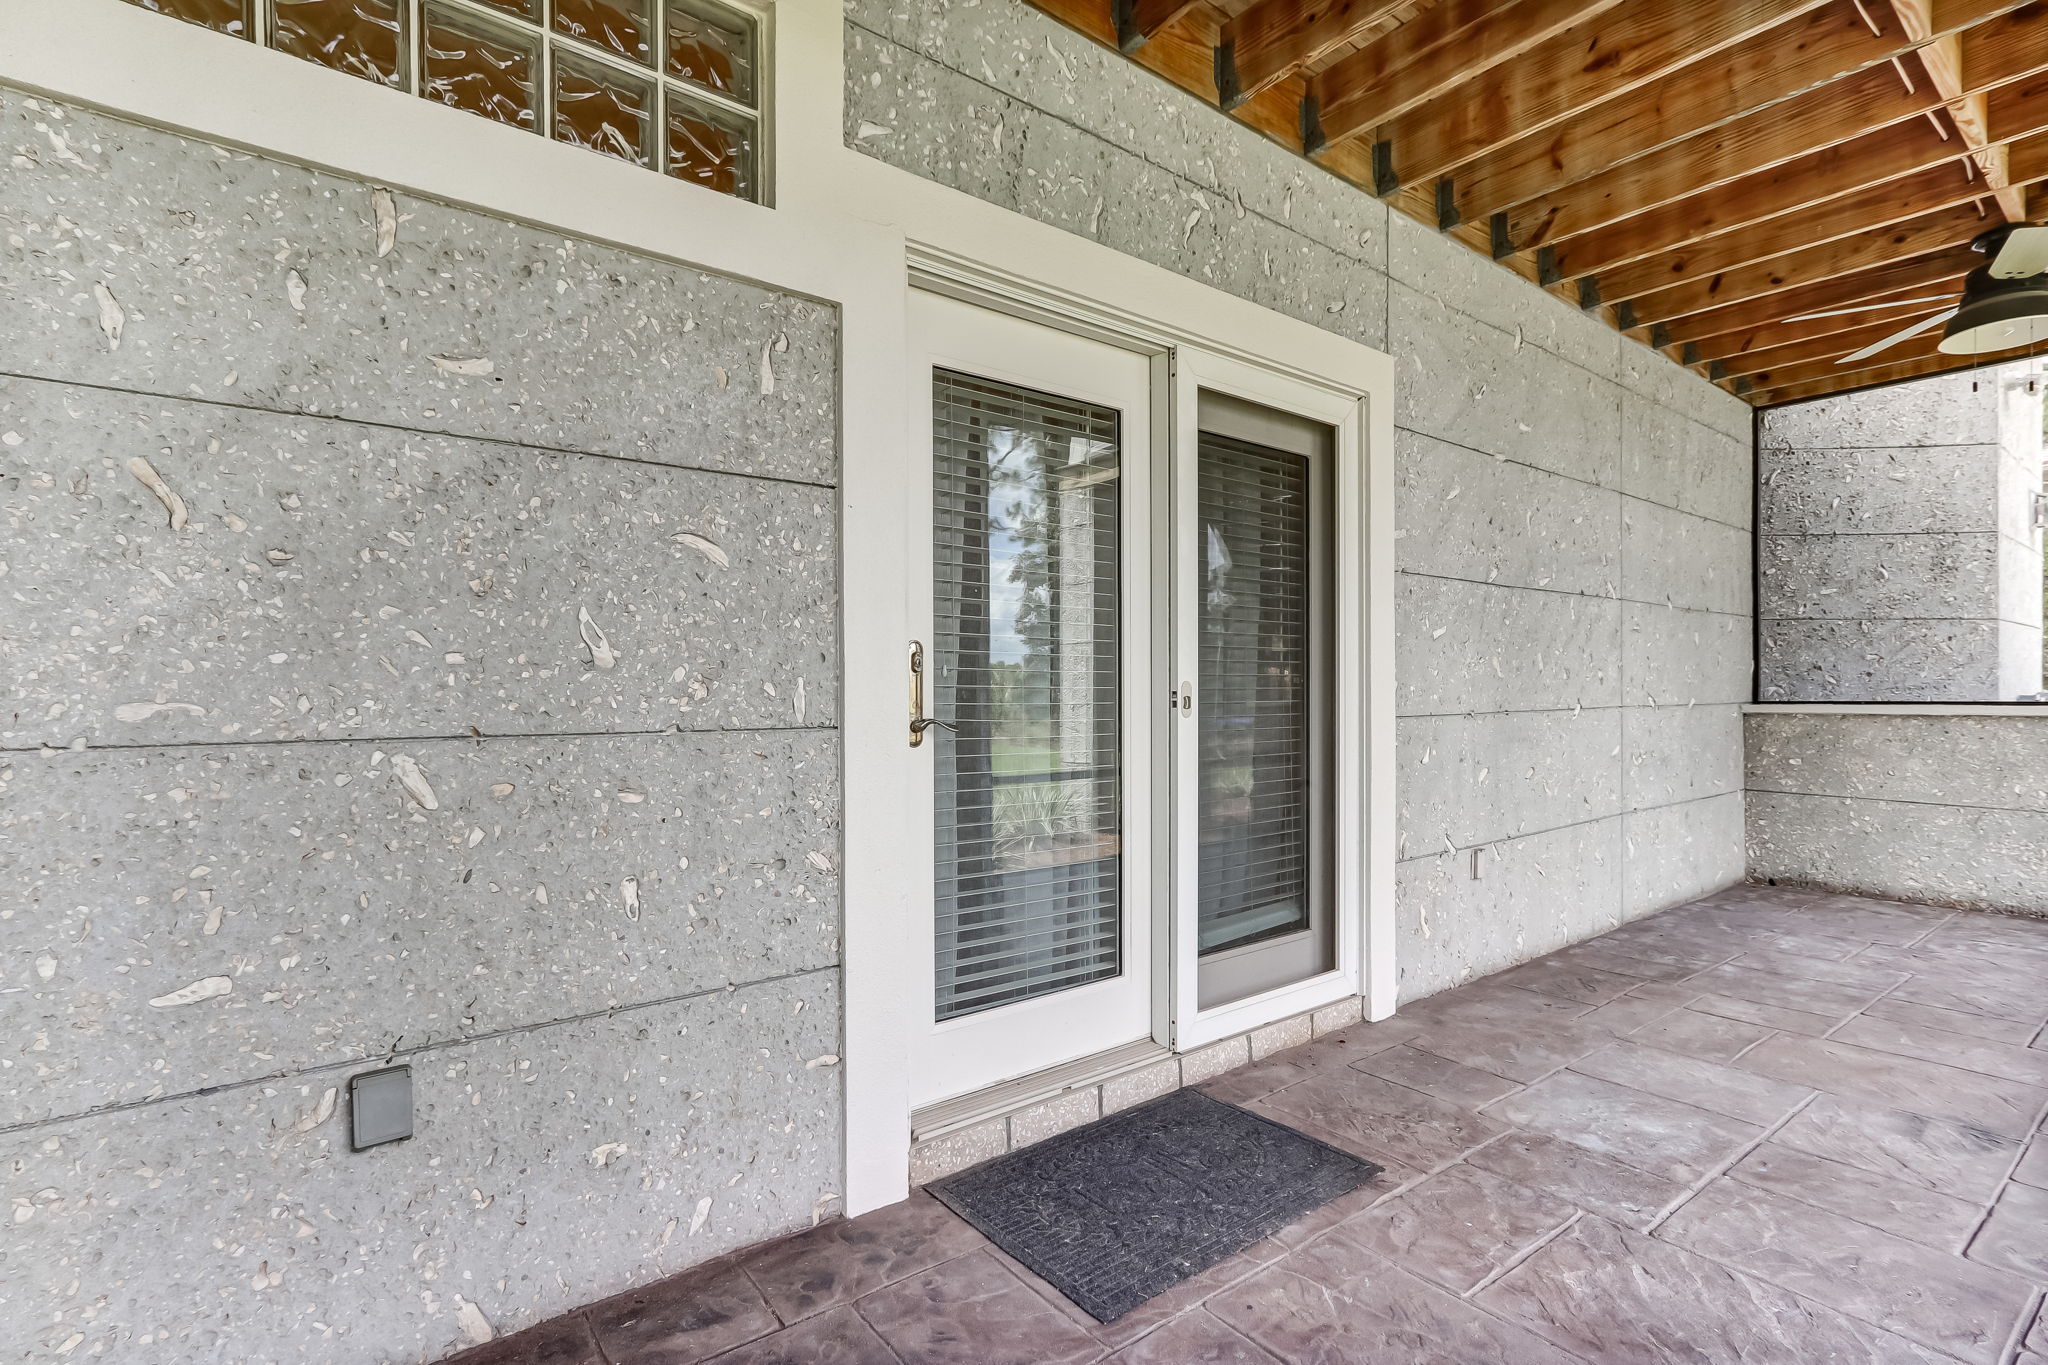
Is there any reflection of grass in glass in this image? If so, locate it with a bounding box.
[991,721,1057,777]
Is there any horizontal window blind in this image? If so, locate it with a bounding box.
[931,369,1123,1022]
[1197,431,1315,955]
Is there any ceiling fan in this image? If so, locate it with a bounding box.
[1786,225,2048,367]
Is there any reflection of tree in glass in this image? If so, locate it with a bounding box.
[999,429,1055,691]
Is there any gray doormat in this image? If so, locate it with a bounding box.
[927,1087,1381,1322]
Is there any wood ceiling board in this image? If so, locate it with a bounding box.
[1688,295,1965,363]
[1712,309,1957,375]
[1544,115,1962,281]
[1370,0,1836,191]
[1624,207,1992,327]
[1754,346,2045,404]
[1494,1,2048,255]
[1308,0,1624,148]
[1587,131,2048,305]
[1223,0,1413,104]
[1446,1,1922,225]
[1652,249,1981,346]
[1497,64,1941,254]
[1746,331,2044,393]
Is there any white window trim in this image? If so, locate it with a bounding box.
[2,0,1396,1219]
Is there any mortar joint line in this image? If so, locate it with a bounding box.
[0,961,839,1140]
[1643,1088,1821,1237]
[1463,1210,1583,1301]
[0,720,835,757]
[0,368,842,493]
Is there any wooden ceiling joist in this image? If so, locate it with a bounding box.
[1115,0,1206,51]
[1892,0,2033,218]
[1687,294,1964,363]
[1218,0,1410,105]
[1542,115,1966,283]
[1715,311,1960,375]
[1304,0,1623,153]
[1495,6,2048,254]
[1622,204,2002,328]
[1586,128,2048,306]
[1026,0,2046,405]
[1751,347,2038,403]
[1566,83,2048,303]
[1652,250,1983,347]
[1366,0,1836,193]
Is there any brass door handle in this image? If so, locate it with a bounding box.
[908,641,957,747]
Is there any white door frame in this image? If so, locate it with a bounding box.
[1167,350,1373,1050]
[904,290,1163,1107]
[10,0,1398,1220]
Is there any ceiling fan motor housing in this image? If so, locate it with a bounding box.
[1938,265,2048,356]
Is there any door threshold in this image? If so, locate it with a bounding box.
[911,1038,1168,1144]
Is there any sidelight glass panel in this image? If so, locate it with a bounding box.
[1196,430,1329,956]
[932,369,1123,1022]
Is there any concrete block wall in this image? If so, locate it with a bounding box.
[0,92,843,1364]
[1748,711,2048,917]
[846,0,1754,1005]
[1756,359,2046,701]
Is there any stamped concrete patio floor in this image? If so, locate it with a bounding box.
[451,884,2048,1365]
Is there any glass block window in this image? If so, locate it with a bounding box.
[121,0,764,202]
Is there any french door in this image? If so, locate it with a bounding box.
[906,292,1356,1107]
[906,290,1158,1109]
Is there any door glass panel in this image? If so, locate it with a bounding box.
[1196,430,1330,959]
[932,370,1123,1022]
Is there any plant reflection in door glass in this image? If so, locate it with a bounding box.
[932,371,1124,1021]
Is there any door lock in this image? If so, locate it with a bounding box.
[908,641,958,747]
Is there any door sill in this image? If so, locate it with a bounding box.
[910,1038,1167,1143]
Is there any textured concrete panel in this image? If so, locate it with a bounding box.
[0,97,836,484]
[1759,533,1998,620]
[1625,704,1744,812]
[0,376,837,748]
[1391,283,1622,489]
[1761,370,1999,451]
[1396,817,1624,1003]
[1399,576,1623,715]
[1387,213,1618,379]
[1619,337,1755,444]
[844,23,1388,354]
[1759,446,1998,536]
[1746,714,2048,809]
[3,970,842,1365]
[1622,603,1751,707]
[846,3,1390,277]
[3,729,839,1125]
[1397,429,1619,598]
[1623,792,1745,917]
[1758,619,2003,702]
[1620,392,1752,532]
[1748,791,2048,917]
[1623,498,1751,617]
[1399,708,1623,856]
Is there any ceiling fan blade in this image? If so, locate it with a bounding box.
[1989,225,2048,279]
[1781,296,1956,324]
[1837,308,1959,365]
